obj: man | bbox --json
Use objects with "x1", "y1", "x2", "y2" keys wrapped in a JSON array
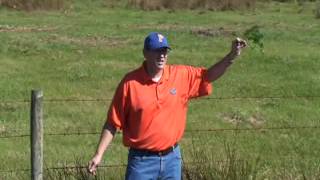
[{"x1": 88, "y1": 32, "x2": 247, "y2": 179}]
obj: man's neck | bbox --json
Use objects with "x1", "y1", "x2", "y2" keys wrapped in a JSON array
[
  {"x1": 149, "y1": 68, "x2": 163, "y2": 82},
  {"x1": 145, "y1": 62, "x2": 164, "y2": 81}
]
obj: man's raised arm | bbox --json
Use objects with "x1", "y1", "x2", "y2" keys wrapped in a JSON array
[{"x1": 206, "y1": 37, "x2": 247, "y2": 82}]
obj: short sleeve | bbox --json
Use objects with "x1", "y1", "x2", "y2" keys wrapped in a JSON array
[
  {"x1": 107, "y1": 78, "x2": 128, "y2": 130},
  {"x1": 184, "y1": 66, "x2": 212, "y2": 99}
]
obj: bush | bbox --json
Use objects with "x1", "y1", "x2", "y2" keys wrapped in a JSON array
[
  {"x1": 0, "y1": 0, "x2": 65, "y2": 11},
  {"x1": 244, "y1": 25, "x2": 264, "y2": 50},
  {"x1": 127, "y1": 0, "x2": 256, "y2": 11}
]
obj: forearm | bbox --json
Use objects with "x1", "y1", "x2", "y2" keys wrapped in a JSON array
[
  {"x1": 206, "y1": 37, "x2": 247, "y2": 82},
  {"x1": 95, "y1": 122, "x2": 116, "y2": 157},
  {"x1": 206, "y1": 52, "x2": 236, "y2": 82}
]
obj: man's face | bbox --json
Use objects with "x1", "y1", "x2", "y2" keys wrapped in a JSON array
[{"x1": 144, "y1": 48, "x2": 169, "y2": 70}]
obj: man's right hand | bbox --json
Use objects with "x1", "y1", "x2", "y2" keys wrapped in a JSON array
[
  {"x1": 88, "y1": 154, "x2": 102, "y2": 176},
  {"x1": 87, "y1": 123, "x2": 116, "y2": 175}
]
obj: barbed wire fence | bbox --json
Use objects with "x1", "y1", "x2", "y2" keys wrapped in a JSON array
[
  {"x1": 1, "y1": 94, "x2": 320, "y2": 175},
  {"x1": 1, "y1": 94, "x2": 320, "y2": 104},
  {"x1": 1, "y1": 125, "x2": 320, "y2": 139}
]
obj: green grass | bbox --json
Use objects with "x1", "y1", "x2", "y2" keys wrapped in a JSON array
[{"x1": 1, "y1": 1, "x2": 320, "y2": 179}]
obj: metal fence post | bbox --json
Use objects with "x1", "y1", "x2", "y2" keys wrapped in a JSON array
[{"x1": 30, "y1": 90, "x2": 43, "y2": 180}]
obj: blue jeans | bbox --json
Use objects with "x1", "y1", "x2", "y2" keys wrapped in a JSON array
[{"x1": 125, "y1": 145, "x2": 182, "y2": 180}]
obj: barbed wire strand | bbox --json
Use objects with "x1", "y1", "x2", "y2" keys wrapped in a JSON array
[
  {"x1": 0, "y1": 164, "x2": 126, "y2": 174},
  {"x1": 1, "y1": 95, "x2": 320, "y2": 104},
  {"x1": 1, "y1": 125, "x2": 320, "y2": 139},
  {"x1": 0, "y1": 160, "x2": 261, "y2": 174},
  {"x1": 0, "y1": 157, "x2": 315, "y2": 174},
  {"x1": 0, "y1": 134, "x2": 30, "y2": 139},
  {"x1": 0, "y1": 168, "x2": 30, "y2": 173}
]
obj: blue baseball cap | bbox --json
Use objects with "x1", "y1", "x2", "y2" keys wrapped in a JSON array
[{"x1": 144, "y1": 32, "x2": 171, "y2": 50}]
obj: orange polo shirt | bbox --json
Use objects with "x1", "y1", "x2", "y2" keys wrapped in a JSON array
[{"x1": 107, "y1": 62, "x2": 212, "y2": 151}]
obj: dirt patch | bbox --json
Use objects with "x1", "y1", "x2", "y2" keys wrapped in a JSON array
[
  {"x1": 222, "y1": 112, "x2": 245, "y2": 125},
  {"x1": 129, "y1": 24, "x2": 236, "y2": 38},
  {"x1": 128, "y1": 0, "x2": 256, "y2": 11},
  {"x1": 45, "y1": 34, "x2": 131, "y2": 47},
  {"x1": 248, "y1": 114, "x2": 265, "y2": 129},
  {"x1": 221, "y1": 112, "x2": 266, "y2": 129},
  {"x1": 0, "y1": 125, "x2": 5, "y2": 134},
  {"x1": 191, "y1": 27, "x2": 236, "y2": 38},
  {"x1": 0, "y1": 25, "x2": 57, "y2": 33},
  {"x1": 0, "y1": 0, "x2": 64, "y2": 11},
  {"x1": 128, "y1": 23, "x2": 185, "y2": 31}
]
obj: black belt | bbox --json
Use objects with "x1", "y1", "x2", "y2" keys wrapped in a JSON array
[{"x1": 130, "y1": 143, "x2": 178, "y2": 156}]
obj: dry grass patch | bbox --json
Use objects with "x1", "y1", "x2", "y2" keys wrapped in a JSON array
[
  {"x1": 316, "y1": 1, "x2": 320, "y2": 19},
  {"x1": 129, "y1": 24, "x2": 237, "y2": 38},
  {"x1": 248, "y1": 114, "x2": 265, "y2": 129},
  {"x1": 0, "y1": 25, "x2": 57, "y2": 33},
  {"x1": 45, "y1": 34, "x2": 132, "y2": 48},
  {"x1": 191, "y1": 27, "x2": 236, "y2": 38},
  {"x1": 128, "y1": 23, "x2": 185, "y2": 31},
  {"x1": 221, "y1": 112, "x2": 266, "y2": 129},
  {"x1": 0, "y1": 125, "x2": 6, "y2": 135},
  {"x1": 0, "y1": 0, "x2": 65, "y2": 11},
  {"x1": 222, "y1": 112, "x2": 245, "y2": 126},
  {"x1": 128, "y1": 0, "x2": 256, "y2": 11}
]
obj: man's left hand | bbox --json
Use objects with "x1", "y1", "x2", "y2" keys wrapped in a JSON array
[{"x1": 230, "y1": 37, "x2": 247, "y2": 57}]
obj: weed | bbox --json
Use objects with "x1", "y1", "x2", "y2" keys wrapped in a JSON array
[
  {"x1": 183, "y1": 135, "x2": 260, "y2": 180},
  {"x1": 244, "y1": 25, "x2": 264, "y2": 51}
]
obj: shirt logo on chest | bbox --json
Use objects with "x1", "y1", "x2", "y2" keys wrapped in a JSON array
[{"x1": 170, "y1": 88, "x2": 177, "y2": 95}]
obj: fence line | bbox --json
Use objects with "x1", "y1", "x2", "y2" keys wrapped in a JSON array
[
  {"x1": 0, "y1": 168, "x2": 30, "y2": 173},
  {"x1": 0, "y1": 156, "x2": 317, "y2": 174},
  {"x1": 1, "y1": 125, "x2": 320, "y2": 139},
  {"x1": 0, "y1": 164, "x2": 126, "y2": 174},
  {"x1": 0, "y1": 160, "x2": 272, "y2": 174},
  {"x1": 187, "y1": 125, "x2": 320, "y2": 132},
  {"x1": 1, "y1": 95, "x2": 320, "y2": 104},
  {"x1": 203, "y1": 95, "x2": 320, "y2": 100},
  {"x1": 1, "y1": 94, "x2": 319, "y2": 175},
  {"x1": 46, "y1": 164, "x2": 128, "y2": 170},
  {"x1": 5, "y1": 160, "x2": 238, "y2": 172}
]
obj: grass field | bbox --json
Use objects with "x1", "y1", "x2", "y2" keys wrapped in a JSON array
[{"x1": 1, "y1": 0, "x2": 320, "y2": 179}]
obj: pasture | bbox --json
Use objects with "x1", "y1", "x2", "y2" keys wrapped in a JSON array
[{"x1": 0, "y1": 0, "x2": 320, "y2": 179}]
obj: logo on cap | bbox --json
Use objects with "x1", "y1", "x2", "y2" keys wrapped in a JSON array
[{"x1": 158, "y1": 34, "x2": 164, "y2": 42}]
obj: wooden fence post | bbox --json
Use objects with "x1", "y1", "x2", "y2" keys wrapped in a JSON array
[{"x1": 30, "y1": 90, "x2": 43, "y2": 180}]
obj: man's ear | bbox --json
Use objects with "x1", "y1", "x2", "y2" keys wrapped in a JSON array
[{"x1": 143, "y1": 49, "x2": 148, "y2": 59}]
